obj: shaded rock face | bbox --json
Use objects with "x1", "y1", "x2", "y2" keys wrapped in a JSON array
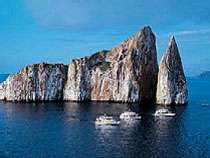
[
  {"x1": 156, "y1": 37, "x2": 188, "y2": 105},
  {"x1": 2, "y1": 63, "x2": 68, "y2": 102},
  {"x1": 64, "y1": 26, "x2": 159, "y2": 102}
]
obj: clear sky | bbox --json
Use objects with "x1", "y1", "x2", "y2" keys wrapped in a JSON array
[{"x1": 0, "y1": 0, "x2": 210, "y2": 76}]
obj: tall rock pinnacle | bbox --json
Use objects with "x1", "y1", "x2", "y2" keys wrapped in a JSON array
[
  {"x1": 156, "y1": 36, "x2": 188, "y2": 105},
  {"x1": 64, "y1": 26, "x2": 159, "y2": 102}
]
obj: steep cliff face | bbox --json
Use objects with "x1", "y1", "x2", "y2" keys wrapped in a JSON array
[
  {"x1": 2, "y1": 63, "x2": 68, "y2": 102},
  {"x1": 156, "y1": 36, "x2": 188, "y2": 105},
  {"x1": 64, "y1": 26, "x2": 159, "y2": 102}
]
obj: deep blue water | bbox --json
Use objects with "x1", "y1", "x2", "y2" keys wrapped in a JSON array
[
  {"x1": 0, "y1": 75, "x2": 209, "y2": 158},
  {"x1": 0, "y1": 74, "x2": 9, "y2": 83}
]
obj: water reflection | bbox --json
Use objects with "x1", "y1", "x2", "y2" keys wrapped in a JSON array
[
  {"x1": 120, "y1": 120, "x2": 140, "y2": 128},
  {"x1": 0, "y1": 99, "x2": 209, "y2": 158},
  {"x1": 95, "y1": 124, "x2": 118, "y2": 137}
]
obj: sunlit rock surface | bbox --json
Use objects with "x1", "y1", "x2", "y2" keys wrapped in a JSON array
[
  {"x1": 2, "y1": 63, "x2": 68, "y2": 102},
  {"x1": 0, "y1": 83, "x2": 4, "y2": 100},
  {"x1": 156, "y1": 36, "x2": 188, "y2": 105},
  {"x1": 64, "y1": 26, "x2": 159, "y2": 102}
]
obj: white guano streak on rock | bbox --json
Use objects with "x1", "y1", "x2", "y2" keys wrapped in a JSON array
[{"x1": 0, "y1": 83, "x2": 5, "y2": 100}]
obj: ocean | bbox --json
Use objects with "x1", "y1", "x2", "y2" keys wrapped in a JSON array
[
  {"x1": 0, "y1": 74, "x2": 9, "y2": 83},
  {"x1": 0, "y1": 74, "x2": 209, "y2": 158}
]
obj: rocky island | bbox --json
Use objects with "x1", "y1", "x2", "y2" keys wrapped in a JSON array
[
  {"x1": 197, "y1": 71, "x2": 210, "y2": 79},
  {"x1": 0, "y1": 26, "x2": 188, "y2": 105}
]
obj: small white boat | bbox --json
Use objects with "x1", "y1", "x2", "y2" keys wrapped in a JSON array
[
  {"x1": 119, "y1": 111, "x2": 141, "y2": 121},
  {"x1": 95, "y1": 115, "x2": 120, "y2": 125},
  {"x1": 201, "y1": 103, "x2": 209, "y2": 106},
  {"x1": 154, "y1": 109, "x2": 176, "y2": 117}
]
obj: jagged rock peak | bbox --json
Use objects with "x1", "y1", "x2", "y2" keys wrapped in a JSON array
[
  {"x1": 64, "y1": 26, "x2": 158, "y2": 102},
  {"x1": 168, "y1": 35, "x2": 178, "y2": 53},
  {"x1": 117, "y1": 26, "x2": 155, "y2": 47},
  {"x1": 156, "y1": 36, "x2": 188, "y2": 105},
  {"x1": 136, "y1": 26, "x2": 153, "y2": 36}
]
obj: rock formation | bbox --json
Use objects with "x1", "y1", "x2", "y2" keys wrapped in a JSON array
[
  {"x1": 1, "y1": 63, "x2": 68, "y2": 102},
  {"x1": 0, "y1": 26, "x2": 188, "y2": 104},
  {"x1": 156, "y1": 36, "x2": 188, "y2": 105},
  {"x1": 0, "y1": 83, "x2": 4, "y2": 100},
  {"x1": 63, "y1": 26, "x2": 159, "y2": 102}
]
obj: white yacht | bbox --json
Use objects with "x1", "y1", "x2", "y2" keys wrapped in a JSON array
[
  {"x1": 95, "y1": 115, "x2": 120, "y2": 125},
  {"x1": 154, "y1": 109, "x2": 176, "y2": 117},
  {"x1": 119, "y1": 111, "x2": 141, "y2": 121}
]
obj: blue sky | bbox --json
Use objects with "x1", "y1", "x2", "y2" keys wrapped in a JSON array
[{"x1": 0, "y1": 0, "x2": 210, "y2": 76}]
